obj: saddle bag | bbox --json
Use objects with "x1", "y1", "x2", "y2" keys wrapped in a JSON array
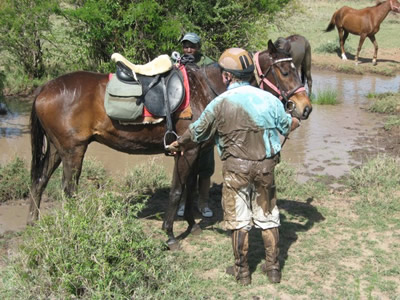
[{"x1": 104, "y1": 75, "x2": 144, "y2": 121}]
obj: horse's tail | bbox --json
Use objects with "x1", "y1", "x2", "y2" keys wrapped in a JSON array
[
  {"x1": 325, "y1": 11, "x2": 337, "y2": 32},
  {"x1": 30, "y1": 90, "x2": 49, "y2": 185}
]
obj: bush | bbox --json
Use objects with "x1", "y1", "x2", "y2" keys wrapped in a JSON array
[
  {"x1": 0, "y1": 162, "x2": 187, "y2": 299},
  {"x1": 0, "y1": 157, "x2": 30, "y2": 202}
]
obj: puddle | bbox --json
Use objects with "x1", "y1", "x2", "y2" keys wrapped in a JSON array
[{"x1": 2, "y1": 70, "x2": 398, "y2": 181}]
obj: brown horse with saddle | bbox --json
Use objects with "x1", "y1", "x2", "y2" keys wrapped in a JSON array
[
  {"x1": 28, "y1": 40, "x2": 312, "y2": 248},
  {"x1": 325, "y1": 0, "x2": 400, "y2": 65}
]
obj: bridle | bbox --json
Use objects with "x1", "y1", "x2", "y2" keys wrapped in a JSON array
[
  {"x1": 254, "y1": 51, "x2": 306, "y2": 147},
  {"x1": 253, "y1": 51, "x2": 306, "y2": 113}
]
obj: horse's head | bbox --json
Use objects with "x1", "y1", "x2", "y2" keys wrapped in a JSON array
[
  {"x1": 253, "y1": 40, "x2": 312, "y2": 120},
  {"x1": 390, "y1": 0, "x2": 400, "y2": 12}
]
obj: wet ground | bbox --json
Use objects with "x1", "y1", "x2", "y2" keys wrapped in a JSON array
[{"x1": 1, "y1": 70, "x2": 399, "y2": 233}]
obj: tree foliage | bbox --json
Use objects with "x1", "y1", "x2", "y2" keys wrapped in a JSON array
[
  {"x1": 62, "y1": 0, "x2": 291, "y2": 69},
  {"x1": 0, "y1": 0, "x2": 59, "y2": 79},
  {"x1": 0, "y1": 0, "x2": 292, "y2": 80}
]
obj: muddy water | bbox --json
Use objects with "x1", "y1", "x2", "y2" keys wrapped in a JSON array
[{"x1": 1, "y1": 70, "x2": 399, "y2": 233}]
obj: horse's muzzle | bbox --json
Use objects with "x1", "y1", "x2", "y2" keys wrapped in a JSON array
[{"x1": 302, "y1": 106, "x2": 312, "y2": 119}]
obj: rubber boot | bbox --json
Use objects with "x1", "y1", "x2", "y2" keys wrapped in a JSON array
[
  {"x1": 261, "y1": 227, "x2": 281, "y2": 283},
  {"x1": 226, "y1": 229, "x2": 251, "y2": 285}
]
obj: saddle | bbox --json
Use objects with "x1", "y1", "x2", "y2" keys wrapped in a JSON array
[
  {"x1": 111, "y1": 53, "x2": 173, "y2": 76},
  {"x1": 105, "y1": 54, "x2": 185, "y2": 119}
]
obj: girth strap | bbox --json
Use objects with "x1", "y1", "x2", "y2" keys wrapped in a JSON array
[{"x1": 161, "y1": 76, "x2": 178, "y2": 155}]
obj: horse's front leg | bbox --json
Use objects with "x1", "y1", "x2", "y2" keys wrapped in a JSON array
[
  {"x1": 369, "y1": 35, "x2": 378, "y2": 66},
  {"x1": 355, "y1": 34, "x2": 367, "y2": 65},
  {"x1": 162, "y1": 146, "x2": 201, "y2": 249}
]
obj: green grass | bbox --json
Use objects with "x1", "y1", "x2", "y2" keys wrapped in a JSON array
[
  {"x1": 367, "y1": 92, "x2": 399, "y2": 114},
  {"x1": 313, "y1": 89, "x2": 338, "y2": 105},
  {"x1": 1, "y1": 154, "x2": 400, "y2": 299},
  {"x1": 383, "y1": 115, "x2": 400, "y2": 130},
  {"x1": 367, "y1": 91, "x2": 400, "y2": 129}
]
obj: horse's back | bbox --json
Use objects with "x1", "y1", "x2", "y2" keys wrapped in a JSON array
[
  {"x1": 34, "y1": 71, "x2": 108, "y2": 143},
  {"x1": 286, "y1": 35, "x2": 310, "y2": 69},
  {"x1": 36, "y1": 71, "x2": 107, "y2": 109}
]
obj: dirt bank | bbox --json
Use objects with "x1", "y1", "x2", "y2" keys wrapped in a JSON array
[{"x1": 312, "y1": 48, "x2": 400, "y2": 77}]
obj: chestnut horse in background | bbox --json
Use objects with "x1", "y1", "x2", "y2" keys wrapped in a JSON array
[
  {"x1": 325, "y1": 0, "x2": 400, "y2": 65},
  {"x1": 29, "y1": 40, "x2": 312, "y2": 249},
  {"x1": 274, "y1": 35, "x2": 312, "y2": 96}
]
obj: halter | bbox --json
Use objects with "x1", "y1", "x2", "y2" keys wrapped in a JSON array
[{"x1": 253, "y1": 51, "x2": 306, "y2": 112}]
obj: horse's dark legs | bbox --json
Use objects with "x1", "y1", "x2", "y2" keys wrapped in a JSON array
[
  {"x1": 183, "y1": 171, "x2": 202, "y2": 235},
  {"x1": 355, "y1": 34, "x2": 367, "y2": 65},
  {"x1": 61, "y1": 145, "x2": 88, "y2": 197},
  {"x1": 303, "y1": 49, "x2": 312, "y2": 96},
  {"x1": 162, "y1": 147, "x2": 200, "y2": 249},
  {"x1": 28, "y1": 142, "x2": 61, "y2": 225},
  {"x1": 339, "y1": 29, "x2": 349, "y2": 60},
  {"x1": 369, "y1": 35, "x2": 378, "y2": 66}
]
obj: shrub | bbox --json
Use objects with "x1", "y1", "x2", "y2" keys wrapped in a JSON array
[
  {"x1": 0, "y1": 162, "x2": 186, "y2": 299},
  {"x1": 0, "y1": 157, "x2": 30, "y2": 202}
]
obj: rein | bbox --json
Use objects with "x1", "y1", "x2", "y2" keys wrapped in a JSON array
[{"x1": 253, "y1": 51, "x2": 306, "y2": 113}]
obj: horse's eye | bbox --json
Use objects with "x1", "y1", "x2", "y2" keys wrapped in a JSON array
[{"x1": 279, "y1": 66, "x2": 289, "y2": 77}]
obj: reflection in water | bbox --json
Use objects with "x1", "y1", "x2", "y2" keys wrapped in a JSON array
[{"x1": 1, "y1": 71, "x2": 399, "y2": 185}]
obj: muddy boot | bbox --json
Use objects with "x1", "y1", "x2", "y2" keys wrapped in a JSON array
[
  {"x1": 261, "y1": 227, "x2": 281, "y2": 283},
  {"x1": 226, "y1": 229, "x2": 251, "y2": 285}
]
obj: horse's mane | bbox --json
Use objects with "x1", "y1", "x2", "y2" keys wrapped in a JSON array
[
  {"x1": 274, "y1": 37, "x2": 287, "y2": 49},
  {"x1": 185, "y1": 64, "x2": 214, "y2": 104},
  {"x1": 375, "y1": 0, "x2": 385, "y2": 6},
  {"x1": 259, "y1": 46, "x2": 290, "y2": 57}
]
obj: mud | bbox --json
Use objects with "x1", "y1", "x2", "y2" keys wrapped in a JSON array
[{"x1": 0, "y1": 70, "x2": 399, "y2": 234}]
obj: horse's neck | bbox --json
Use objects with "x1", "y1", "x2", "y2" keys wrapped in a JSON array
[{"x1": 372, "y1": 1, "x2": 392, "y2": 24}]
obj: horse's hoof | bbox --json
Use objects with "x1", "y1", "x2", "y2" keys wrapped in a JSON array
[
  {"x1": 167, "y1": 238, "x2": 181, "y2": 251},
  {"x1": 191, "y1": 223, "x2": 202, "y2": 236},
  {"x1": 372, "y1": 61, "x2": 377, "y2": 66}
]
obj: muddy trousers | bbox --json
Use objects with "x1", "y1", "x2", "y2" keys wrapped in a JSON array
[
  {"x1": 231, "y1": 229, "x2": 251, "y2": 284},
  {"x1": 261, "y1": 227, "x2": 280, "y2": 271}
]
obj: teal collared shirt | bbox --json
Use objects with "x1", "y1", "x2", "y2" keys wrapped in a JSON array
[{"x1": 187, "y1": 81, "x2": 292, "y2": 159}]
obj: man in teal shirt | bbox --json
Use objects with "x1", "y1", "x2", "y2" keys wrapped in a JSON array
[{"x1": 168, "y1": 48, "x2": 300, "y2": 285}]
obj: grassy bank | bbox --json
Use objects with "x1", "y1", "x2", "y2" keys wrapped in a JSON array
[{"x1": 1, "y1": 153, "x2": 399, "y2": 299}]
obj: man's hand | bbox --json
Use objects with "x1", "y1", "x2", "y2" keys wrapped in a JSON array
[
  {"x1": 166, "y1": 140, "x2": 181, "y2": 154},
  {"x1": 291, "y1": 117, "x2": 301, "y2": 131}
]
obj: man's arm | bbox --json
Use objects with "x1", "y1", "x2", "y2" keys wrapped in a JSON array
[{"x1": 166, "y1": 99, "x2": 219, "y2": 154}]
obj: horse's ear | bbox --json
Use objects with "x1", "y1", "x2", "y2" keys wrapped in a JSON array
[
  {"x1": 268, "y1": 39, "x2": 278, "y2": 54},
  {"x1": 274, "y1": 37, "x2": 291, "y2": 52}
]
